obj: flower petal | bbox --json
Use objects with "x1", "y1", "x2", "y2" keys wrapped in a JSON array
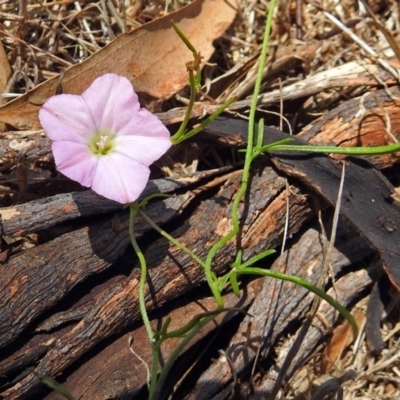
[
  {"x1": 39, "y1": 94, "x2": 97, "y2": 143},
  {"x1": 81, "y1": 74, "x2": 140, "y2": 133},
  {"x1": 116, "y1": 106, "x2": 171, "y2": 138},
  {"x1": 51, "y1": 141, "x2": 97, "y2": 187},
  {"x1": 91, "y1": 153, "x2": 150, "y2": 203},
  {"x1": 40, "y1": 73, "x2": 172, "y2": 204},
  {"x1": 115, "y1": 133, "x2": 171, "y2": 166}
]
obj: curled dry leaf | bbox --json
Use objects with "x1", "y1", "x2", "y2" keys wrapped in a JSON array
[
  {"x1": 0, "y1": 0, "x2": 236, "y2": 130},
  {"x1": 0, "y1": 40, "x2": 11, "y2": 102}
]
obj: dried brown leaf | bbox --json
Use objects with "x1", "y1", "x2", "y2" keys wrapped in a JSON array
[
  {"x1": 0, "y1": 0, "x2": 236, "y2": 130},
  {"x1": 322, "y1": 307, "x2": 366, "y2": 372},
  {"x1": 0, "y1": 40, "x2": 11, "y2": 99}
]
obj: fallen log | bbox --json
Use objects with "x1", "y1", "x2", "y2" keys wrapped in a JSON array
[{"x1": 0, "y1": 86, "x2": 399, "y2": 399}]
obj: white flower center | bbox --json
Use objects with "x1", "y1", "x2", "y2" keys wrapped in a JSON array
[
  {"x1": 96, "y1": 135, "x2": 109, "y2": 150},
  {"x1": 89, "y1": 131, "x2": 116, "y2": 156}
]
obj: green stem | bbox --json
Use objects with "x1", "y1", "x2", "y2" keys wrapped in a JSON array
[
  {"x1": 138, "y1": 209, "x2": 206, "y2": 269},
  {"x1": 235, "y1": 267, "x2": 358, "y2": 338},
  {"x1": 152, "y1": 313, "x2": 217, "y2": 399},
  {"x1": 171, "y1": 20, "x2": 198, "y2": 55},
  {"x1": 248, "y1": 0, "x2": 276, "y2": 144},
  {"x1": 129, "y1": 204, "x2": 159, "y2": 398},
  {"x1": 203, "y1": 0, "x2": 277, "y2": 304},
  {"x1": 171, "y1": 69, "x2": 197, "y2": 143},
  {"x1": 263, "y1": 142, "x2": 400, "y2": 156},
  {"x1": 173, "y1": 97, "x2": 236, "y2": 145},
  {"x1": 139, "y1": 206, "x2": 224, "y2": 314}
]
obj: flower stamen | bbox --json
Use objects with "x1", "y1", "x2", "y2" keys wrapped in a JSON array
[
  {"x1": 96, "y1": 135, "x2": 109, "y2": 150},
  {"x1": 89, "y1": 131, "x2": 116, "y2": 156}
]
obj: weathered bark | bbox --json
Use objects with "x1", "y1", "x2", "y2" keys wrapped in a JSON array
[
  {"x1": 183, "y1": 223, "x2": 377, "y2": 399},
  {"x1": 205, "y1": 116, "x2": 400, "y2": 290},
  {"x1": 299, "y1": 86, "x2": 400, "y2": 170},
  {"x1": 0, "y1": 86, "x2": 399, "y2": 399},
  {"x1": 160, "y1": 61, "x2": 400, "y2": 125},
  {"x1": 0, "y1": 167, "x2": 313, "y2": 399}
]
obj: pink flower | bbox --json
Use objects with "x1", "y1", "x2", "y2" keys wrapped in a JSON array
[{"x1": 39, "y1": 74, "x2": 171, "y2": 204}]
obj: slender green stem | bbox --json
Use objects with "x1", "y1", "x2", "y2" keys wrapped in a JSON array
[
  {"x1": 152, "y1": 313, "x2": 217, "y2": 399},
  {"x1": 129, "y1": 204, "x2": 153, "y2": 340},
  {"x1": 234, "y1": 267, "x2": 358, "y2": 338},
  {"x1": 159, "y1": 308, "x2": 235, "y2": 339},
  {"x1": 171, "y1": 70, "x2": 197, "y2": 143},
  {"x1": 263, "y1": 142, "x2": 400, "y2": 156},
  {"x1": 169, "y1": 21, "x2": 237, "y2": 147},
  {"x1": 203, "y1": 0, "x2": 277, "y2": 304},
  {"x1": 139, "y1": 206, "x2": 223, "y2": 308},
  {"x1": 129, "y1": 204, "x2": 159, "y2": 398},
  {"x1": 37, "y1": 374, "x2": 76, "y2": 400},
  {"x1": 138, "y1": 209, "x2": 206, "y2": 269},
  {"x1": 173, "y1": 97, "x2": 236, "y2": 145},
  {"x1": 171, "y1": 20, "x2": 198, "y2": 55},
  {"x1": 248, "y1": 0, "x2": 276, "y2": 143}
]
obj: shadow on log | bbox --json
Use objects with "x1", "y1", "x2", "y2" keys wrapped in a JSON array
[{"x1": 0, "y1": 86, "x2": 400, "y2": 399}]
